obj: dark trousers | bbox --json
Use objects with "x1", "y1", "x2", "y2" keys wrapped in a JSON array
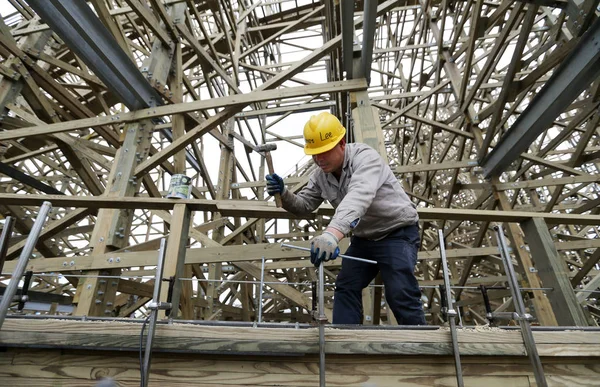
[{"x1": 332, "y1": 224, "x2": 426, "y2": 325}]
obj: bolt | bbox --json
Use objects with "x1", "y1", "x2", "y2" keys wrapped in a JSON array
[
  {"x1": 98, "y1": 291, "x2": 104, "y2": 296},
  {"x1": 106, "y1": 302, "x2": 113, "y2": 306},
  {"x1": 108, "y1": 258, "x2": 113, "y2": 263},
  {"x1": 116, "y1": 257, "x2": 121, "y2": 263},
  {"x1": 87, "y1": 284, "x2": 92, "y2": 290},
  {"x1": 95, "y1": 299, "x2": 102, "y2": 304},
  {"x1": 70, "y1": 261, "x2": 75, "y2": 266},
  {"x1": 63, "y1": 261, "x2": 68, "y2": 267}
]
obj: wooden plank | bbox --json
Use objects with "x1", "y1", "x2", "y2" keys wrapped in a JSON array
[
  {"x1": 395, "y1": 160, "x2": 478, "y2": 173},
  {"x1": 159, "y1": 203, "x2": 191, "y2": 318},
  {"x1": 1, "y1": 193, "x2": 599, "y2": 224},
  {"x1": 1, "y1": 319, "x2": 600, "y2": 358},
  {"x1": 5, "y1": 240, "x2": 600, "y2": 274},
  {"x1": 0, "y1": 80, "x2": 367, "y2": 141}
]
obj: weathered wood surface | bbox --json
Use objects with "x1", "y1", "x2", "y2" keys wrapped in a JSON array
[
  {"x1": 1, "y1": 347, "x2": 600, "y2": 386},
  {"x1": 1, "y1": 319, "x2": 599, "y2": 358}
]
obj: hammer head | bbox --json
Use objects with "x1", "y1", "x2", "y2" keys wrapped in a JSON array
[{"x1": 255, "y1": 143, "x2": 277, "y2": 153}]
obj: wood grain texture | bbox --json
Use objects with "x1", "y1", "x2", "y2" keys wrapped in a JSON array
[
  {"x1": 1, "y1": 319, "x2": 599, "y2": 358},
  {"x1": 3, "y1": 347, "x2": 600, "y2": 386}
]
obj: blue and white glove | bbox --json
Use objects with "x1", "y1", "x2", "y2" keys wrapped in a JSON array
[
  {"x1": 265, "y1": 173, "x2": 285, "y2": 196},
  {"x1": 310, "y1": 231, "x2": 340, "y2": 267}
]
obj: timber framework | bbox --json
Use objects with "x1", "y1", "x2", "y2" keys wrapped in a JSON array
[{"x1": 0, "y1": 0, "x2": 599, "y2": 386}]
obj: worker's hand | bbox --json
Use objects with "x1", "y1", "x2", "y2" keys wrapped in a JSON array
[
  {"x1": 266, "y1": 173, "x2": 285, "y2": 195},
  {"x1": 310, "y1": 231, "x2": 340, "y2": 267}
]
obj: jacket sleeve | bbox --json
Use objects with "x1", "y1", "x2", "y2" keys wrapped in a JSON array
[
  {"x1": 328, "y1": 149, "x2": 385, "y2": 235},
  {"x1": 281, "y1": 174, "x2": 324, "y2": 214}
]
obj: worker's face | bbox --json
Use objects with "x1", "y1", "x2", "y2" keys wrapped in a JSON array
[{"x1": 312, "y1": 141, "x2": 346, "y2": 175}]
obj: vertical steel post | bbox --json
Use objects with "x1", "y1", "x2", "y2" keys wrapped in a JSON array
[
  {"x1": 438, "y1": 229, "x2": 464, "y2": 387},
  {"x1": 142, "y1": 238, "x2": 167, "y2": 387},
  {"x1": 0, "y1": 202, "x2": 52, "y2": 329},
  {"x1": 258, "y1": 256, "x2": 265, "y2": 323},
  {"x1": 495, "y1": 225, "x2": 547, "y2": 387},
  {"x1": 318, "y1": 263, "x2": 326, "y2": 387}
]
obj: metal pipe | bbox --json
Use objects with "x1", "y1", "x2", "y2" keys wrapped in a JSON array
[
  {"x1": 495, "y1": 225, "x2": 547, "y2": 387},
  {"x1": 438, "y1": 230, "x2": 464, "y2": 387},
  {"x1": 360, "y1": 0, "x2": 378, "y2": 84},
  {"x1": 142, "y1": 238, "x2": 167, "y2": 387},
  {"x1": 258, "y1": 256, "x2": 266, "y2": 323},
  {"x1": 0, "y1": 202, "x2": 51, "y2": 330},
  {"x1": 340, "y1": 0, "x2": 355, "y2": 79},
  {"x1": 280, "y1": 243, "x2": 377, "y2": 265},
  {"x1": 318, "y1": 263, "x2": 326, "y2": 387}
]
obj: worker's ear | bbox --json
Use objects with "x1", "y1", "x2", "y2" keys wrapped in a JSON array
[{"x1": 339, "y1": 138, "x2": 346, "y2": 150}]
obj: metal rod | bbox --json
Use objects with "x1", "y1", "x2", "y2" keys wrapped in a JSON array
[
  {"x1": 495, "y1": 225, "x2": 547, "y2": 387},
  {"x1": 258, "y1": 256, "x2": 265, "y2": 323},
  {"x1": 0, "y1": 216, "x2": 15, "y2": 274},
  {"x1": 280, "y1": 243, "x2": 377, "y2": 265},
  {"x1": 438, "y1": 230, "x2": 464, "y2": 387},
  {"x1": 318, "y1": 263, "x2": 326, "y2": 387},
  {"x1": 0, "y1": 202, "x2": 51, "y2": 330},
  {"x1": 142, "y1": 238, "x2": 167, "y2": 387}
]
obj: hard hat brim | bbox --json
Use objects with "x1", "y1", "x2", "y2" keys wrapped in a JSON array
[{"x1": 304, "y1": 136, "x2": 344, "y2": 155}]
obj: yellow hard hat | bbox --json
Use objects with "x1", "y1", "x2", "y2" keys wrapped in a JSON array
[{"x1": 303, "y1": 112, "x2": 346, "y2": 155}]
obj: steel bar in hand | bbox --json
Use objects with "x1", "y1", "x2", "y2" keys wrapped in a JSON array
[
  {"x1": 495, "y1": 225, "x2": 547, "y2": 387},
  {"x1": 280, "y1": 243, "x2": 377, "y2": 264},
  {"x1": 438, "y1": 229, "x2": 464, "y2": 387},
  {"x1": 0, "y1": 202, "x2": 51, "y2": 330}
]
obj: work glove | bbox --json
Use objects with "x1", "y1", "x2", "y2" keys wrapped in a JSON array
[
  {"x1": 310, "y1": 231, "x2": 340, "y2": 267},
  {"x1": 265, "y1": 173, "x2": 285, "y2": 196}
]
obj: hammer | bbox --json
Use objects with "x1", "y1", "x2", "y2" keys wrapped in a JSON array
[{"x1": 255, "y1": 143, "x2": 282, "y2": 208}]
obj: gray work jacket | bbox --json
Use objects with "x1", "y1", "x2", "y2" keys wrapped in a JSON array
[{"x1": 281, "y1": 143, "x2": 418, "y2": 240}]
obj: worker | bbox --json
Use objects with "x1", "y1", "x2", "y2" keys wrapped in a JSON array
[{"x1": 266, "y1": 112, "x2": 425, "y2": 325}]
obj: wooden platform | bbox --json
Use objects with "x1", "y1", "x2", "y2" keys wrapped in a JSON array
[{"x1": 0, "y1": 318, "x2": 599, "y2": 386}]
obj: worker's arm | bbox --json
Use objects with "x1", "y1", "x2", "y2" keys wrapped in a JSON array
[
  {"x1": 266, "y1": 173, "x2": 324, "y2": 214},
  {"x1": 281, "y1": 175, "x2": 324, "y2": 214},
  {"x1": 328, "y1": 148, "x2": 384, "y2": 235}
]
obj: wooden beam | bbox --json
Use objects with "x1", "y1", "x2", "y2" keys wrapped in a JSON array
[{"x1": 0, "y1": 80, "x2": 366, "y2": 141}]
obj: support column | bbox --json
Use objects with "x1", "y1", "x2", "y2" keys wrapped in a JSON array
[
  {"x1": 521, "y1": 217, "x2": 588, "y2": 326},
  {"x1": 159, "y1": 203, "x2": 191, "y2": 318},
  {"x1": 351, "y1": 89, "x2": 387, "y2": 324},
  {"x1": 75, "y1": 120, "x2": 153, "y2": 316},
  {"x1": 493, "y1": 182, "x2": 558, "y2": 326},
  {"x1": 206, "y1": 119, "x2": 235, "y2": 318}
]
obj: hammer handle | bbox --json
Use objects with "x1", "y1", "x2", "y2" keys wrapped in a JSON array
[{"x1": 264, "y1": 152, "x2": 282, "y2": 208}]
